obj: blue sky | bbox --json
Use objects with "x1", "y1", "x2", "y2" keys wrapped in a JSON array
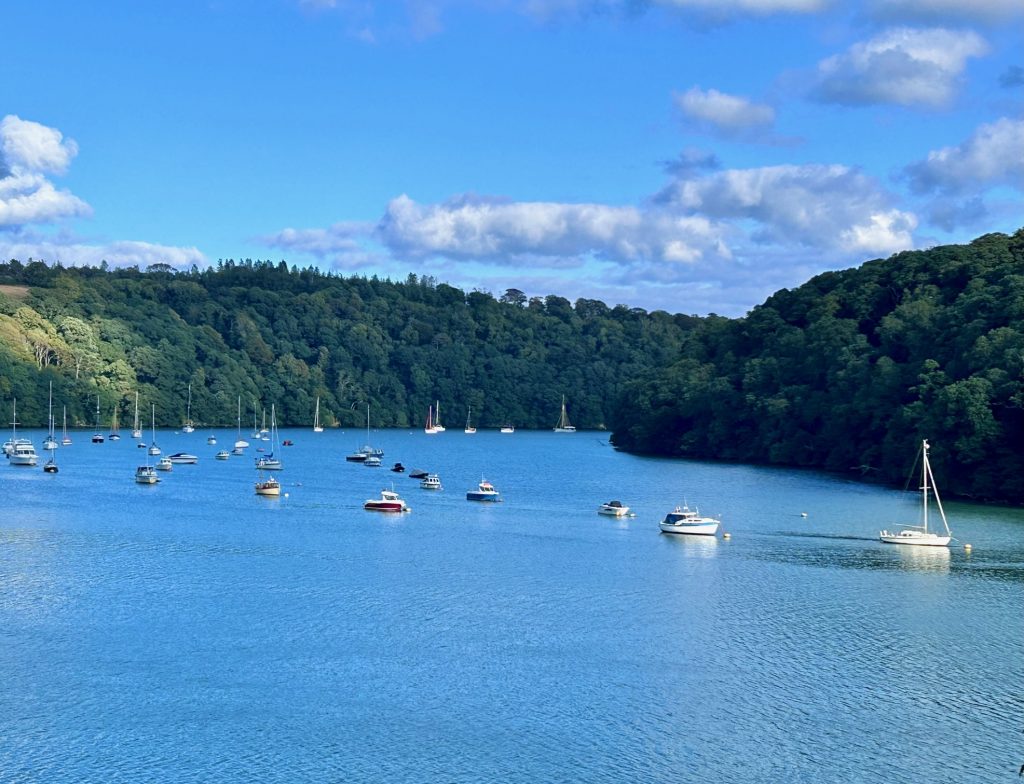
[{"x1": 2, "y1": 0, "x2": 1022, "y2": 315}]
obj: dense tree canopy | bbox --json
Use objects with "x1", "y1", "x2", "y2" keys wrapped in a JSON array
[
  {"x1": 611, "y1": 229, "x2": 1024, "y2": 503},
  {"x1": 0, "y1": 260, "x2": 693, "y2": 438}
]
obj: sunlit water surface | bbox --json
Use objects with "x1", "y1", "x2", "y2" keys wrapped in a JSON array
[{"x1": 1, "y1": 428, "x2": 1021, "y2": 782}]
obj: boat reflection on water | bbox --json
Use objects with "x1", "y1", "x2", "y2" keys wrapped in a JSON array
[
  {"x1": 661, "y1": 533, "x2": 719, "y2": 558},
  {"x1": 892, "y1": 544, "x2": 951, "y2": 574}
]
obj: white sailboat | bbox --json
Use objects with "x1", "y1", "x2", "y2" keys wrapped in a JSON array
[
  {"x1": 182, "y1": 383, "x2": 195, "y2": 433},
  {"x1": 61, "y1": 405, "x2": 72, "y2": 446},
  {"x1": 313, "y1": 397, "x2": 324, "y2": 433},
  {"x1": 424, "y1": 404, "x2": 439, "y2": 435},
  {"x1": 109, "y1": 404, "x2": 121, "y2": 441},
  {"x1": 43, "y1": 382, "x2": 59, "y2": 451},
  {"x1": 132, "y1": 391, "x2": 143, "y2": 439},
  {"x1": 880, "y1": 439, "x2": 953, "y2": 547},
  {"x1": 433, "y1": 400, "x2": 446, "y2": 432},
  {"x1": 254, "y1": 404, "x2": 282, "y2": 470},
  {"x1": 233, "y1": 396, "x2": 249, "y2": 453},
  {"x1": 148, "y1": 404, "x2": 161, "y2": 456},
  {"x1": 464, "y1": 406, "x2": 476, "y2": 434},
  {"x1": 553, "y1": 395, "x2": 576, "y2": 433},
  {"x1": 91, "y1": 395, "x2": 104, "y2": 443},
  {"x1": 7, "y1": 399, "x2": 38, "y2": 466}
]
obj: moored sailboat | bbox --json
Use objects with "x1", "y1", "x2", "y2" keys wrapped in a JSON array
[
  {"x1": 879, "y1": 439, "x2": 953, "y2": 547},
  {"x1": 313, "y1": 397, "x2": 324, "y2": 433},
  {"x1": 553, "y1": 395, "x2": 576, "y2": 433},
  {"x1": 182, "y1": 383, "x2": 195, "y2": 433}
]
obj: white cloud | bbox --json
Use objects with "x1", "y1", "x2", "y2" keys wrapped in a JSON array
[
  {"x1": 0, "y1": 231, "x2": 206, "y2": 270},
  {"x1": 0, "y1": 115, "x2": 91, "y2": 228},
  {"x1": 659, "y1": 163, "x2": 917, "y2": 255},
  {"x1": 904, "y1": 117, "x2": 1024, "y2": 194},
  {"x1": 0, "y1": 115, "x2": 79, "y2": 175},
  {"x1": 674, "y1": 87, "x2": 775, "y2": 138},
  {"x1": 811, "y1": 27, "x2": 988, "y2": 107},
  {"x1": 375, "y1": 193, "x2": 730, "y2": 265}
]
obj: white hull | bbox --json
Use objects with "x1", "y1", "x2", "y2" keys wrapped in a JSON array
[
  {"x1": 879, "y1": 530, "x2": 951, "y2": 547},
  {"x1": 598, "y1": 504, "x2": 629, "y2": 517},
  {"x1": 659, "y1": 520, "x2": 719, "y2": 536}
]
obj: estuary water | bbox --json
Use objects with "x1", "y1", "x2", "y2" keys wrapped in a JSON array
[{"x1": 1, "y1": 427, "x2": 1022, "y2": 783}]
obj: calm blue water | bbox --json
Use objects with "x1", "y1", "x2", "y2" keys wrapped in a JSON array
[{"x1": 1, "y1": 428, "x2": 1021, "y2": 782}]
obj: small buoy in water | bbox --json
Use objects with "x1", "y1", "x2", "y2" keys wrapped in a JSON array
[
  {"x1": 801, "y1": 512, "x2": 808, "y2": 518},
  {"x1": 963, "y1": 543, "x2": 972, "y2": 552},
  {"x1": 723, "y1": 532, "x2": 731, "y2": 540},
  {"x1": 284, "y1": 493, "x2": 290, "y2": 498}
]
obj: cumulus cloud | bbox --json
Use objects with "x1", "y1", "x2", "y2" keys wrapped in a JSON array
[
  {"x1": 901, "y1": 117, "x2": 1024, "y2": 231},
  {"x1": 811, "y1": 27, "x2": 988, "y2": 107},
  {"x1": 658, "y1": 163, "x2": 917, "y2": 254},
  {"x1": 376, "y1": 193, "x2": 731, "y2": 265},
  {"x1": 674, "y1": 87, "x2": 775, "y2": 139},
  {"x1": 904, "y1": 117, "x2": 1024, "y2": 194},
  {"x1": 0, "y1": 230, "x2": 206, "y2": 270},
  {"x1": 0, "y1": 115, "x2": 91, "y2": 228}
]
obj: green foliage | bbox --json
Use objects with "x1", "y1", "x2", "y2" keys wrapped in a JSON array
[
  {"x1": 0, "y1": 257, "x2": 693, "y2": 437},
  {"x1": 611, "y1": 228, "x2": 1024, "y2": 503}
]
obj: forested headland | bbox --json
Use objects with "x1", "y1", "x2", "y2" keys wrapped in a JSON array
[
  {"x1": 0, "y1": 258, "x2": 696, "y2": 435},
  {"x1": 3, "y1": 227, "x2": 1023, "y2": 502},
  {"x1": 611, "y1": 229, "x2": 1024, "y2": 503}
]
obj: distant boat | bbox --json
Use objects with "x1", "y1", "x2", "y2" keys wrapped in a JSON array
[
  {"x1": 424, "y1": 404, "x2": 439, "y2": 435},
  {"x1": 131, "y1": 391, "x2": 143, "y2": 439},
  {"x1": 168, "y1": 452, "x2": 199, "y2": 465},
  {"x1": 148, "y1": 404, "x2": 161, "y2": 455},
  {"x1": 207, "y1": 433, "x2": 217, "y2": 445},
  {"x1": 408, "y1": 468, "x2": 429, "y2": 479},
  {"x1": 364, "y1": 455, "x2": 382, "y2": 467},
  {"x1": 61, "y1": 405, "x2": 72, "y2": 446},
  {"x1": 464, "y1": 407, "x2": 476, "y2": 434},
  {"x1": 553, "y1": 395, "x2": 576, "y2": 433},
  {"x1": 313, "y1": 397, "x2": 324, "y2": 433},
  {"x1": 43, "y1": 382, "x2": 59, "y2": 451},
  {"x1": 433, "y1": 400, "x2": 446, "y2": 432},
  {"x1": 659, "y1": 505, "x2": 719, "y2": 536},
  {"x1": 500, "y1": 425, "x2": 515, "y2": 434},
  {"x1": 420, "y1": 474, "x2": 442, "y2": 490},
  {"x1": 91, "y1": 395, "x2": 104, "y2": 443},
  {"x1": 598, "y1": 500, "x2": 630, "y2": 517},
  {"x1": 347, "y1": 404, "x2": 383, "y2": 461},
  {"x1": 135, "y1": 465, "x2": 159, "y2": 484},
  {"x1": 155, "y1": 456, "x2": 173, "y2": 471},
  {"x1": 879, "y1": 439, "x2": 953, "y2": 547},
  {"x1": 364, "y1": 488, "x2": 410, "y2": 513},
  {"x1": 234, "y1": 396, "x2": 249, "y2": 450},
  {"x1": 182, "y1": 383, "x2": 195, "y2": 433},
  {"x1": 215, "y1": 450, "x2": 230, "y2": 460},
  {"x1": 255, "y1": 474, "x2": 281, "y2": 497},
  {"x1": 254, "y1": 404, "x2": 282, "y2": 470},
  {"x1": 466, "y1": 479, "x2": 501, "y2": 502},
  {"x1": 7, "y1": 400, "x2": 38, "y2": 467},
  {"x1": 391, "y1": 462, "x2": 406, "y2": 473},
  {"x1": 109, "y1": 404, "x2": 121, "y2": 441}
]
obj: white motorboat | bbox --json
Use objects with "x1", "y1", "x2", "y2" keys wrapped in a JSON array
[
  {"x1": 420, "y1": 474, "x2": 442, "y2": 490},
  {"x1": 659, "y1": 505, "x2": 719, "y2": 536},
  {"x1": 364, "y1": 455, "x2": 382, "y2": 467},
  {"x1": 215, "y1": 450, "x2": 230, "y2": 460},
  {"x1": 500, "y1": 425, "x2": 515, "y2": 434},
  {"x1": 156, "y1": 456, "x2": 173, "y2": 471},
  {"x1": 880, "y1": 439, "x2": 953, "y2": 547},
  {"x1": 168, "y1": 452, "x2": 198, "y2": 465},
  {"x1": 10, "y1": 440, "x2": 38, "y2": 467},
  {"x1": 598, "y1": 500, "x2": 630, "y2": 517},
  {"x1": 135, "y1": 465, "x2": 160, "y2": 484}
]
